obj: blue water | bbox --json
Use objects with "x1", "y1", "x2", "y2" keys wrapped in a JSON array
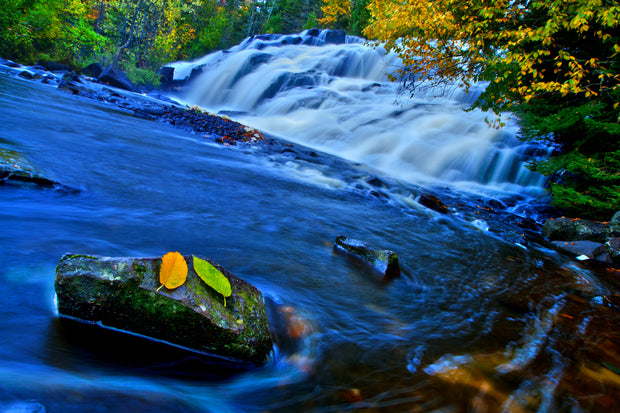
[{"x1": 0, "y1": 70, "x2": 616, "y2": 412}]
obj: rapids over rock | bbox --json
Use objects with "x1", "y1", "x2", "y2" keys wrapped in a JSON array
[
  {"x1": 1, "y1": 30, "x2": 619, "y2": 412},
  {"x1": 168, "y1": 29, "x2": 550, "y2": 199}
]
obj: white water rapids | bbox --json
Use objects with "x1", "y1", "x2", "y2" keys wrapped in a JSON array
[{"x1": 170, "y1": 30, "x2": 548, "y2": 196}]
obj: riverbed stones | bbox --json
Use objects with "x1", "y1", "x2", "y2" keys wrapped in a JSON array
[
  {"x1": 55, "y1": 254, "x2": 273, "y2": 364},
  {"x1": 543, "y1": 217, "x2": 608, "y2": 242},
  {"x1": 58, "y1": 71, "x2": 95, "y2": 96},
  {"x1": 334, "y1": 236, "x2": 400, "y2": 280}
]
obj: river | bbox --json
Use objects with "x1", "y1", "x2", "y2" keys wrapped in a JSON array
[{"x1": 0, "y1": 32, "x2": 619, "y2": 412}]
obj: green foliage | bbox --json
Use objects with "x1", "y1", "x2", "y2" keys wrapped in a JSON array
[
  {"x1": 365, "y1": 0, "x2": 620, "y2": 220},
  {"x1": 263, "y1": 0, "x2": 322, "y2": 34},
  {"x1": 0, "y1": 0, "x2": 105, "y2": 66},
  {"x1": 124, "y1": 65, "x2": 161, "y2": 88},
  {"x1": 303, "y1": 12, "x2": 319, "y2": 30},
  {"x1": 193, "y1": 256, "x2": 232, "y2": 307},
  {"x1": 531, "y1": 149, "x2": 620, "y2": 220},
  {"x1": 319, "y1": 0, "x2": 372, "y2": 36},
  {"x1": 349, "y1": 0, "x2": 370, "y2": 36}
]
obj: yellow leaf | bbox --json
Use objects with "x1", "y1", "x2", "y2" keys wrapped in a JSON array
[{"x1": 157, "y1": 251, "x2": 188, "y2": 291}]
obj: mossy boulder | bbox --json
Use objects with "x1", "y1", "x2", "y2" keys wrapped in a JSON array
[
  {"x1": 543, "y1": 217, "x2": 609, "y2": 242},
  {"x1": 55, "y1": 254, "x2": 273, "y2": 364},
  {"x1": 334, "y1": 236, "x2": 400, "y2": 281}
]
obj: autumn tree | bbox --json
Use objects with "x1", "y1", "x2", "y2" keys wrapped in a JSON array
[
  {"x1": 365, "y1": 0, "x2": 620, "y2": 219},
  {"x1": 319, "y1": 0, "x2": 350, "y2": 30}
]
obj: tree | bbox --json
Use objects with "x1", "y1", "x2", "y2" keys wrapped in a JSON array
[
  {"x1": 319, "y1": 0, "x2": 350, "y2": 30},
  {"x1": 264, "y1": 0, "x2": 322, "y2": 34},
  {"x1": 319, "y1": 0, "x2": 371, "y2": 36},
  {"x1": 365, "y1": 0, "x2": 620, "y2": 219},
  {"x1": 0, "y1": 0, "x2": 104, "y2": 65}
]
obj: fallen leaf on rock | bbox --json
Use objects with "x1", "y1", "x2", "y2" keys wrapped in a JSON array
[
  {"x1": 193, "y1": 255, "x2": 232, "y2": 306},
  {"x1": 157, "y1": 251, "x2": 188, "y2": 292}
]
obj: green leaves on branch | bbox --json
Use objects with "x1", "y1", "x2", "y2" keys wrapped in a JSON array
[{"x1": 193, "y1": 255, "x2": 232, "y2": 307}]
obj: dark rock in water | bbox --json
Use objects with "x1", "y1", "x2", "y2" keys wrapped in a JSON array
[
  {"x1": 0, "y1": 147, "x2": 59, "y2": 188},
  {"x1": 334, "y1": 236, "x2": 400, "y2": 280},
  {"x1": 551, "y1": 240, "x2": 607, "y2": 260},
  {"x1": 54, "y1": 254, "x2": 273, "y2": 364},
  {"x1": 18, "y1": 70, "x2": 34, "y2": 79},
  {"x1": 98, "y1": 65, "x2": 138, "y2": 92},
  {"x1": 610, "y1": 211, "x2": 620, "y2": 237},
  {"x1": 419, "y1": 193, "x2": 449, "y2": 214},
  {"x1": 366, "y1": 176, "x2": 387, "y2": 188},
  {"x1": 606, "y1": 238, "x2": 620, "y2": 265},
  {"x1": 159, "y1": 66, "x2": 175, "y2": 84},
  {"x1": 39, "y1": 61, "x2": 72, "y2": 72},
  {"x1": 81, "y1": 62, "x2": 103, "y2": 78},
  {"x1": 58, "y1": 71, "x2": 94, "y2": 96},
  {"x1": 189, "y1": 65, "x2": 206, "y2": 82},
  {"x1": 543, "y1": 217, "x2": 608, "y2": 242},
  {"x1": 323, "y1": 30, "x2": 346, "y2": 45},
  {"x1": 517, "y1": 217, "x2": 540, "y2": 231}
]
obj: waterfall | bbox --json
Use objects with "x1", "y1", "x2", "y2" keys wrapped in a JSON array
[{"x1": 169, "y1": 29, "x2": 549, "y2": 195}]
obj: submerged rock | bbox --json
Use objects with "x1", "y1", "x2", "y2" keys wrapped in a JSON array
[
  {"x1": 0, "y1": 147, "x2": 58, "y2": 188},
  {"x1": 418, "y1": 193, "x2": 449, "y2": 214},
  {"x1": 55, "y1": 254, "x2": 273, "y2": 364},
  {"x1": 334, "y1": 236, "x2": 400, "y2": 280}
]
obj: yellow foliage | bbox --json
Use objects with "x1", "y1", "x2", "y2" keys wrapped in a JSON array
[
  {"x1": 364, "y1": 0, "x2": 620, "y2": 111},
  {"x1": 319, "y1": 0, "x2": 351, "y2": 27},
  {"x1": 158, "y1": 251, "x2": 188, "y2": 291}
]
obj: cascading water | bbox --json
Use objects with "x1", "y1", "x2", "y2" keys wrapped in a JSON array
[{"x1": 170, "y1": 29, "x2": 550, "y2": 196}]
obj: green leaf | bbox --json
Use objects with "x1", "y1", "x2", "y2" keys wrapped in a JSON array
[{"x1": 192, "y1": 255, "x2": 232, "y2": 307}]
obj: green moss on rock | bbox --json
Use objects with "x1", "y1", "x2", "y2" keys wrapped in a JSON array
[{"x1": 55, "y1": 253, "x2": 273, "y2": 364}]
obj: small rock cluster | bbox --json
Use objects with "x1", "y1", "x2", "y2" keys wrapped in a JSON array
[{"x1": 543, "y1": 211, "x2": 620, "y2": 266}]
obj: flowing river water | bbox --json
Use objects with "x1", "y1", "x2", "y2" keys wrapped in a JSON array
[{"x1": 1, "y1": 31, "x2": 619, "y2": 412}]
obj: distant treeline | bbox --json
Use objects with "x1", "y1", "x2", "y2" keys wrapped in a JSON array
[{"x1": 0, "y1": 0, "x2": 370, "y2": 73}]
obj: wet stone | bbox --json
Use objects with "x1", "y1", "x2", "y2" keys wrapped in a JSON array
[
  {"x1": 0, "y1": 147, "x2": 59, "y2": 188},
  {"x1": 334, "y1": 236, "x2": 400, "y2": 281},
  {"x1": 55, "y1": 254, "x2": 273, "y2": 364},
  {"x1": 419, "y1": 193, "x2": 449, "y2": 214},
  {"x1": 543, "y1": 217, "x2": 608, "y2": 242},
  {"x1": 551, "y1": 240, "x2": 607, "y2": 260}
]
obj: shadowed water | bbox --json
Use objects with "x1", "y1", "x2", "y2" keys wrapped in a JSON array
[{"x1": 0, "y1": 67, "x2": 618, "y2": 412}]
